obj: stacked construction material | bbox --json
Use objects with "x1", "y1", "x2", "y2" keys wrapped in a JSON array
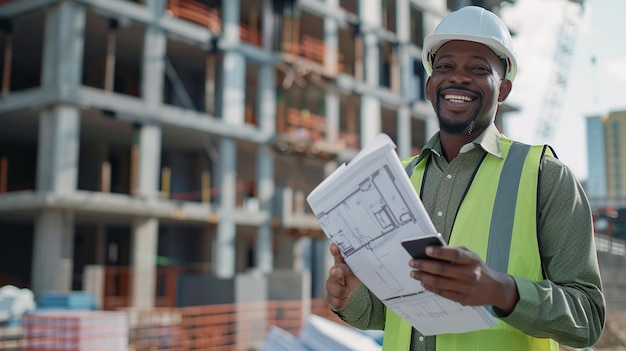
[
  {"x1": 259, "y1": 326, "x2": 310, "y2": 351},
  {"x1": 260, "y1": 315, "x2": 382, "y2": 351},
  {"x1": 21, "y1": 310, "x2": 128, "y2": 351},
  {"x1": 299, "y1": 315, "x2": 382, "y2": 351},
  {"x1": 38, "y1": 292, "x2": 96, "y2": 311}
]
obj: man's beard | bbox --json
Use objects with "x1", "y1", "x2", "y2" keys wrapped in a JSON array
[{"x1": 435, "y1": 96, "x2": 482, "y2": 135}]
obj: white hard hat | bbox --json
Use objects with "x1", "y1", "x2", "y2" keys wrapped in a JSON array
[{"x1": 422, "y1": 6, "x2": 517, "y2": 81}]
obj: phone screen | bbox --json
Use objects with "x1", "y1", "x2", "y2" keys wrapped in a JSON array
[{"x1": 401, "y1": 235, "x2": 445, "y2": 260}]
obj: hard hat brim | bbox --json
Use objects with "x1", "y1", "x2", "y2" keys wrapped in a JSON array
[{"x1": 422, "y1": 33, "x2": 518, "y2": 81}]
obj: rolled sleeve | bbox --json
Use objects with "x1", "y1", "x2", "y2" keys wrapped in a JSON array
[{"x1": 332, "y1": 285, "x2": 386, "y2": 330}]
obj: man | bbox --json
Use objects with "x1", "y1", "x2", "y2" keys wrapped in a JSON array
[{"x1": 325, "y1": 6, "x2": 605, "y2": 351}]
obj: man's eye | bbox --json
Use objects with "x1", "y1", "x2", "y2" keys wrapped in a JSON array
[{"x1": 471, "y1": 66, "x2": 489, "y2": 72}]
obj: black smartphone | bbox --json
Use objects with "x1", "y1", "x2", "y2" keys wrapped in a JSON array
[{"x1": 401, "y1": 234, "x2": 446, "y2": 260}]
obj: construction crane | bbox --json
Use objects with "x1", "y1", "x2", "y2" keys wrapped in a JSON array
[{"x1": 534, "y1": 0, "x2": 585, "y2": 142}]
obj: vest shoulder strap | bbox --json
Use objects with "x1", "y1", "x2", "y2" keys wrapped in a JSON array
[{"x1": 404, "y1": 155, "x2": 420, "y2": 178}]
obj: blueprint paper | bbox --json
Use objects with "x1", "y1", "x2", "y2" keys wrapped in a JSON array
[{"x1": 306, "y1": 133, "x2": 498, "y2": 336}]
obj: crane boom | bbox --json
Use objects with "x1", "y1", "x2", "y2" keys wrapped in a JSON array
[{"x1": 534, "y1": 0, "x2": 584, "y2": 142}]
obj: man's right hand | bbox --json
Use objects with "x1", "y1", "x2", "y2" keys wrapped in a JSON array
[{"x1": 325, "y1": 243, "x2": 362, "y2": 311}]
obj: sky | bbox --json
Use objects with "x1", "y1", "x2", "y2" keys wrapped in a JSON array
[{"x1": 498, "y1": 0, "x2": 626, "y2": 181}]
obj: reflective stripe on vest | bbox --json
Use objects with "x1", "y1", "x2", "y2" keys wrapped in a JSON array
[{"x1": 383, "y1": 137, "x2": 559, "y2": 351}]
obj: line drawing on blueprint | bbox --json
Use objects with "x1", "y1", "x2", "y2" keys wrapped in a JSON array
[
  {"x1": 317, "y1": 165, "x2": 416, "y2": 294},
  {"x1": 385, "y1": 290, "x2": 466, "y2": 321}
]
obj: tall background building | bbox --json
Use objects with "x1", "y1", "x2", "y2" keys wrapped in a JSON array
[
  {"x1": 587, "y1": 110, "x2": 626, "y2": 239},
  {"x1": 605, "y1": 111, "x2": 626, "y2": 204},
  {"x1": 586, "y1": 115, "x2": 608, "y2": 207}
]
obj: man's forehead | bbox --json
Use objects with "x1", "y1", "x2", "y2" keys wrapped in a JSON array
[{"x1": 435, "y1": 40, "x2": 500, "y2": 59}]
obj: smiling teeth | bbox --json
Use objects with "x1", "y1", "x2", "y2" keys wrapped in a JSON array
[{"x1": 444, "y1": 94, "x2": 473, "y2": 102}]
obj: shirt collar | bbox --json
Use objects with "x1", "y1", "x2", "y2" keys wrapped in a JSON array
[{"x1": 416, "y1": 123, "x2": 503, "y2": 163}]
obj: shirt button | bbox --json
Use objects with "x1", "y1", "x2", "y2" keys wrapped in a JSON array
[
  {"x1": 437, "y1": 211, "x2": 443, "y2": 217},
  {"x1": 419, "y1": 336, "x2": 424, "y2": 342},
  {"x1": 447, "y1": 174, "x2": 452, "y2": 179}
]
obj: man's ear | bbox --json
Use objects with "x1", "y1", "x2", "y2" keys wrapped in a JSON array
[{"x1": 498, "y1": 79, "x2": 513, "y2": 103}]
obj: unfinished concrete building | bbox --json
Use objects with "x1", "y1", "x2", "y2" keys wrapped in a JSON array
[{"x1": 0, "y1": 0, "x2": 511, "y2": 308}]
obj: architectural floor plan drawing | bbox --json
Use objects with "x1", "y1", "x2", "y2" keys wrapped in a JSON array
[
  {"x1": 318, "y1": 165, "x2": 416, "y2": 258},
  {"x1": 307, "y1": 133, "x2": 498, "y2": 336}
]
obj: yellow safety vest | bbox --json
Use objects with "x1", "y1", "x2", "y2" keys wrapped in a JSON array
[{"x1": 382, "y1": 137, "x2": 559, "y2": 351}]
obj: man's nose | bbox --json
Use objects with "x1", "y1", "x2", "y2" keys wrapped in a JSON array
[{"x1": 448, "y1": 70, "x2": 472, "y2": 85}]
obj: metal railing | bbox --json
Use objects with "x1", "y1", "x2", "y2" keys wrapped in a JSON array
[
  {"x1": 0, "y1": 299, "x2": 344, "y2": 351},
  {"x1": 595, "y1": 233, "x2": 626, "y2": 257}
]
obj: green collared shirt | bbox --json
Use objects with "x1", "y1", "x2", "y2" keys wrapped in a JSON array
[{"x1": 334, "y1": 124, "x2": 605, "y2": 350}]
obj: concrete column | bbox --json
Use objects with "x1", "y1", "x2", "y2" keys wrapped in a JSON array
[
  {"x1": 324, "y1": 0, "x2": 339, "y2": 74},
  {"x1": 32, "y1": 2, "x2": 85, "y2": 296},
  {"x1": 125, "y1": 0, "x2": 165, "y2": 308},
  {"x1": 37, "y1": 106, "x2": 81, "y2": 193},
  {"x1": 37, "y1": 1, "x2": 84, "y2": 193},
  {"x1": 215, "y1": 0, "x2": 244, "y2": 278},
  {"x1": 324, "y1": 0, "x2": 340, "y2": 142},
  {"x1": 396, "y1": 0, "x2": 410, "y2": 44},
  {"x1": 144, "y1": 0, "x2": 167, "y2": 15},
  {"x1": 129, "y1": 125, "x2": 161, "y2": 308},
  {"x1": 262, "y1": 0, "x2": 276, "y2": 52},
  {"x1": 256, "y1": 64, "x2": 276, "y2": 273},
  {"x1": 137, "y1": 0, "x2": 165, "y2": 199},
  {"x1": 134, "y1": 123, "x2": 162, "y2": 200},
  {"x1": 32, "y1": 210, "x2": 74, "y2": 298},
  {"x1": 257, "y1": 60, "x2": 276, "y2": 135},
  {"x1": 129, "y1": 118, "x2": 161, "y2": 307},
  {"x1": 396, "y1": 0, "x2": 412, "y2": 158},
  {"x1": 220, "y1": 52, "x2": 247, "y2": 125},
  {"x1": 360, "y1": 0, "x2": 381, "y2": 87},
  {"x1": 141, "y1": 3, "x2": 166, "y2": 107},
  {"x1": 256, "y1": 147, "x2": 274, "y2": 273},
  {"x1": 325, "y1": 93, "x2": 340, "y2": 143},
  {"x1": 359, "y1": 0, "x2": 382, "y2": 146},
  {"x1": 362, "y1": 34, "x2": 380, "y2": 88},
  {"x1": 216, "y1": 138, "x2": 238, "y2": 278},
  {"x1": 221, "y1": 0, "x2": 241, "y2": 45},
  {"x1": 130, "y1": 218, "x2": 158, "y2": 308},
  {"x1": 129, "y1": 124, "x2": 161, "y2": 307},
  {"x1": 219, "y1": 0, "x2": 243, "y2": 102},
  {"x1": 397, "y1": 106, "x2": 411, "y2": 157},
  {"x1": 360, "y1": 97, "x2": 381, "y2": 146},
  {"x1": 41, "y1": 1, "x2": 85, "y2": 95}
]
